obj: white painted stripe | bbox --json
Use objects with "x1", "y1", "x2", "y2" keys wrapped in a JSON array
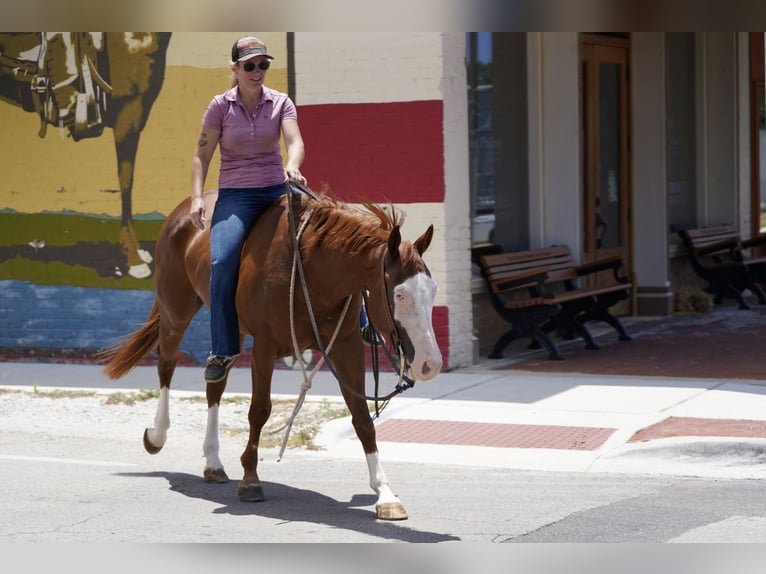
[
  {"x1": 0, "y1": 454, "x2": 136, "y2": 467},
  {"x1": 166, "y1": 32, "x2": 287, "y2": 68},
  {"x1": 295, "y1": 32, "x2": 449, "y2": 105}
]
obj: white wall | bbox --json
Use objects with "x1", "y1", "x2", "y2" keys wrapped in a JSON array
[
  {"x1": 440, "y1": 33, "x2": 473, "y2": 368},
  {"x1": 527, "y1": 33, "x2": 582, "y2": 255}
]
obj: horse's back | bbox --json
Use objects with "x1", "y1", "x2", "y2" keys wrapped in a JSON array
[{"x1": 154, "y1": 190, "x2": 294, "y2": 312}]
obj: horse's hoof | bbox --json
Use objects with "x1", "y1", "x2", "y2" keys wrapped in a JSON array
[
  {"x1": 142, "y1": 428, "x2": 163, "y2": 454},
  {"x1": 238, "y1": 482, "x2": 265, "y2": 502},
  {"x1": 376, "y1": 502, "x2": 408, "y2": 521},
  {"x1": 203, "y1": 467, "x2": 229, "y2": 483}
]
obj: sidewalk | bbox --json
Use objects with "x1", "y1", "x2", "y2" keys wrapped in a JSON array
[{"x1": 317, "y1": 368, "x2": 766, "y2": 480}]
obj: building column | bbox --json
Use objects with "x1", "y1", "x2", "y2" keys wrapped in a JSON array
[{"x1": 632, "y1": 33, "x2": 674, "y2": 316}]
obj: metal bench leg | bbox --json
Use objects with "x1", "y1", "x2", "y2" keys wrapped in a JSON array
[
  {"x1": 726, "y1": 285, "x2": 751, "y2": 310},
  {"x1": 489, "y1": 316, "x2": 563, "y2": 361},
  {"x1": 586, "y1": 308, "x2": 632, "y2": 341},
  {"x1": 488, "y1": 329, "x2": 520, "y2": 359},
  {"x1": 747, "y1": 282, "x2": 766, "y2": 305}
]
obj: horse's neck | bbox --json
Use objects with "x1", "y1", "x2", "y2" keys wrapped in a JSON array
[{"x1": 306, "y1": 239, "x2": 384, "y2": 297}]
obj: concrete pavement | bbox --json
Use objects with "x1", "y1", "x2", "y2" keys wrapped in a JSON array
[{"x1": 2, "y1": 355, "x2": 766, "y2": 480}]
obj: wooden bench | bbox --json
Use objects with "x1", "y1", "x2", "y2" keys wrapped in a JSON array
[
  {"x1": 478, "y1": 245, "x2": 632, "y2": 360},
  {"x1": 678, "y1": 225, "x2": 766, "y2": 309}
]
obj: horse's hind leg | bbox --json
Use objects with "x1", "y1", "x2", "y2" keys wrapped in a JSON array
[
  {"x1": 335, "y1": 348, "x2": 408, "y2": 520},
  {"x1": 142, "y1": 344, "x2": 176, "y2": 454},
  {"x1": 202, "y1": 333, "x2": 246, "y2": 484}
]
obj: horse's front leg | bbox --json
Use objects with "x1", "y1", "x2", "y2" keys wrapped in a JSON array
[
  {"x1": 202, "y1": 378, "x2": 229, "y2": 483},
  {"x1": 237, "y1": 357, "x2": 274, "y2": 502},
  {"x1": 350, "y1": 404, "x2": 408, "y2": 520},
  {"x1": 337, "y1": 348, "x2": 408, "y2": 520}
]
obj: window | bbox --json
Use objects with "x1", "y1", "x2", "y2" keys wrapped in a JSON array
[
  {"x1": 467, "y1": 32, "x2": 495, "y2": 244},
  {"x1": 666, "y1": 33, "x2": 697, "y2": 236}
]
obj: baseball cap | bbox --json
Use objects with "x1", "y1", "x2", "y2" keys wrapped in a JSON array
[{"x1": 231, "y1": 36, "x2": 274, "y2": 62}]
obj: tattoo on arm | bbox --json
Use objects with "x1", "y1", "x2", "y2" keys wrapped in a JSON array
[{"x1": 197, "y1": 133, "x2": 208, "y2": 147}]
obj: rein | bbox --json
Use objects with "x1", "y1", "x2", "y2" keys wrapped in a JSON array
[{"x1": 278, "y1": 182, "x2": 415, "y2": 435}]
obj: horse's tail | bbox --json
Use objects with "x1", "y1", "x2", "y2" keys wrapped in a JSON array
[{"x1": 99, "y1": 299, "x2": 161, "y2": 380}]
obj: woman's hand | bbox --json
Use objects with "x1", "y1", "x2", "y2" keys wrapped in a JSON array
[
  {"x1": 285, "y1": 166, "x2": 307, "y2": 185},
  {"x1": 190, "y1": 196, "x2": 206, "y2": 230}
]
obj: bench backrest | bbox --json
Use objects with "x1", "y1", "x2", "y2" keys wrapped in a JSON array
[{"x1": 479, "y1": 245, "x2": 577, "y2": 290}]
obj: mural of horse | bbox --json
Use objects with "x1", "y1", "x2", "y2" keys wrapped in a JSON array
[
  {"x1": 100, "y1": 183, "x2": 443, "y2": 520},
  {"x1": 0, "y1": 32, "x2": 172, "y2": 279}
]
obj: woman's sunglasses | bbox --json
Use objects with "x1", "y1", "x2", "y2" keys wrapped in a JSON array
[{"x1": 243, "y1": 60, "x2": 270, "y2": 72}]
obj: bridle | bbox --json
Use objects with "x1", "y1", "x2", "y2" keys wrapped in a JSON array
[{"x1": 284, "y1": 181, "x2": 415, "y2": 408}]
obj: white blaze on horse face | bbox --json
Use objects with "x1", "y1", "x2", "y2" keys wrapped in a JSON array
[{"x1": 393, "y1": 272, "x2": 442, "y2": 381}]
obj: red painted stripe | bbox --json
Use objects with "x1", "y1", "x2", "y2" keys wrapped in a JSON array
[
  {"x1": 432, "y1": 305, "x2": 449, "y2": 369},
  {"x1": 298, "y1": 101, "x2": 445, "y2": 204}
]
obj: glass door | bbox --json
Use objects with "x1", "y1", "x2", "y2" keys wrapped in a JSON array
[{"x1": 750, "y1": 33, "x2": 766, "y2": 249}]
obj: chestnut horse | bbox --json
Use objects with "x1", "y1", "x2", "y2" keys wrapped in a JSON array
[
  {"x1": 0, "y1": 32, "x2": 172, "y2": 279},
  {"x1": 100, "y1": 184, "x2": 443, "y2": 520}
]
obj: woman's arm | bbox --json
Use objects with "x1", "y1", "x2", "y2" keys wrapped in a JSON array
[
  {"x1": 190, "y1": 126, "x2": 221, "y2": 229},
  {"x1": 281, "y1": 117, "x2": 306, "y2": 185}
]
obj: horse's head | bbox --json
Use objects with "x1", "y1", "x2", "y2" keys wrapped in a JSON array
[{"x1": 372, "y1": 224, "x2": 442, "y2": 382}]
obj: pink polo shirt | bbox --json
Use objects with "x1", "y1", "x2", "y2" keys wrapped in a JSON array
[{"x1": 201, "y1": 85, "x2": 298, "y2": 188}]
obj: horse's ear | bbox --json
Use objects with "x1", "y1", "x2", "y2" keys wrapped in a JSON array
[
  {"x1": 388, "y1": 225, "x2": 401, "y2": 259},
  {"x1": 414, "y1": 224, "x2": 434, "y2": 255}
]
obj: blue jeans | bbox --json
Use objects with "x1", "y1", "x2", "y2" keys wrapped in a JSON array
[{"x1": 209, "y1": 184, "x2": 286, "y2": 356}]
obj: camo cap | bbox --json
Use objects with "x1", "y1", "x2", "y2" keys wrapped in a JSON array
[{"x1": 231, "y1": 36, "x2": 274, "y2": 62}]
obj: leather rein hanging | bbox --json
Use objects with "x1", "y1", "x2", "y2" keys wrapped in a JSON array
[{"x1": 285, "y1": 181, "x2": 415, "y2": 412}]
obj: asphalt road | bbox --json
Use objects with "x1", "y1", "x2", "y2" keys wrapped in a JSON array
[{"x1": 3, "y1": 424, "x2": 766, "y2": 544}]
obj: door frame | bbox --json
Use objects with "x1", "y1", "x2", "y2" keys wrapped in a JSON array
[{"x1": 580, "y1": 34, "x2": 632, "y2": 282}]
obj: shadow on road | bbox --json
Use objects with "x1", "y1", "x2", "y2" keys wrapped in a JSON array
[{"x1": 117, "y1": 470, "x2": 460, "y2": 543}]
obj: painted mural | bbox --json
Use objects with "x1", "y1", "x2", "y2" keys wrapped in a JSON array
[
  {"x1": 0, "y1": 32, "x2": 288, "y2": 363},
  {"x1": 0, "y1": 32, "x2": 171, "y2": 282}
]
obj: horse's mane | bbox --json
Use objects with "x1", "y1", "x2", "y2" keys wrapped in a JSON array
[{"x1": 299, "y1": 186, "x2": 406, "y2": 257}]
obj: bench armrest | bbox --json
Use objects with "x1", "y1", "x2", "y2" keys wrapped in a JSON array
[
  {"x1": 574, "y1": 255, "x2": 630, "y2": 284},
  {"x1": 695, "y1": 237, "x2": 739, "y2": 256},
  {"x1": 740, "y1": 235, "x2": 766, "y2": 250},
  {"x1": 574, "y1": 255, "x2": 621, "y2": 276}
]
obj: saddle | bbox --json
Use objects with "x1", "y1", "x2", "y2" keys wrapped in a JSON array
[{"x1": 0, "y1": 32, "x2": 111, "y2": 140}]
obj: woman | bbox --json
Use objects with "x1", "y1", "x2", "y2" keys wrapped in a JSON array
[{"x1": 190, "y1": 35, "x2": 307, "y2": 383}]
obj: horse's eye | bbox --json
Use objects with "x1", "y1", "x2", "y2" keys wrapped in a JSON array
[{"x1": 395, "y1": 291, "x2": 405, "y2": 301}]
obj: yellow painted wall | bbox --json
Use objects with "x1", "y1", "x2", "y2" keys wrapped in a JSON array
[{"x1": 0, "y1": 32, "x2": 288, "y2": 217}]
